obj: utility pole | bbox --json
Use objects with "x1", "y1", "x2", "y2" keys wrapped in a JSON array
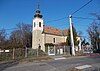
[{"x1": 69, "y1": 15, "x2": 75, "y2": 56}]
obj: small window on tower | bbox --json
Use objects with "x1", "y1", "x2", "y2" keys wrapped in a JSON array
[
  {"x1": 53, "y1": 38, "x2": 56, "y2": 43},
  {"x1": 39, "y1": 22, "x2": 41, "y2": 27},
  {"x1": 34, "y1": 22, "x2": 35, "y2": 27}
]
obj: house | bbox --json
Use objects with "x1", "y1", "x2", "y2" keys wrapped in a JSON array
[{"x1": 32, "y1": 6, "x2": 81, "y2": 55}]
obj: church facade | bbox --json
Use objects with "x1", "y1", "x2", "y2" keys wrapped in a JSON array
[{"x1": 32, "y1": 7, "x2": 81, "y2": 55}]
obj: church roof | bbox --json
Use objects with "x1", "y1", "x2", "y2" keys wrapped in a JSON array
[{"x1": 43, "y1": 26, "x2": 68, "y2": 36}]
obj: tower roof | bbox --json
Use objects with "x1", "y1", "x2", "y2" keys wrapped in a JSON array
[{"x1": 34, "y1": 4, "x2": 43, "y2": 18}]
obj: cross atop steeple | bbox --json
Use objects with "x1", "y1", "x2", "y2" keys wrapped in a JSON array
[{"x1": 37, "y1": 2, "x2": 40, "y2": 10}]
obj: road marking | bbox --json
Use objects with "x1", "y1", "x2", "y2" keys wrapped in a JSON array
[
  {"x1": 54, "y1": 57, "x2": 66, "y2": 60},
  {"x1": 75, "y1": 65, "x2": 92, "y2": 69}
]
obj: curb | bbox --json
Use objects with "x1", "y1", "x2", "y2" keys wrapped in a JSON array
[{"x1": 64, "y1": 55, "x2": 88, "y2": 59}]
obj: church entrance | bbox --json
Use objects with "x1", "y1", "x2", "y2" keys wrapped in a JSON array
[
  {"x1": 45, "y1": 43, "x2": 55, "y2": 55},
  {"x1": 48, "y1": 45, "x2": 55, "y2": 55}
]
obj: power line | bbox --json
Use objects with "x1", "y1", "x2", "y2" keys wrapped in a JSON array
[
  {"x1": 37, "y1": 0, "x2": 93, "y2": 24},
  {"x1": 0, "y1": 16, "x2": 97, "y2": 32},
  {"x1": 46, "y1": 17, "x2": 67, "y2": 23},
  {"x1": 73, "y1": 23, "x2": 89, "y2": 27},
  {"x1": 45, "y1": 16, "x2": 97, "y2": 24},
  {"x1": 0, "y1": 28, "x2": 18, "y2": 31},
  {"x1": 71, "y1": 0, "x2": 93, "y2": 15},
  {"x1": 0, "y1": 0, "x2": 95, "y2": 33},
  {"x1": 0, "y1": 0, "x2": 95, "y2": 32},
  {"x1": 73, "y1": 16, "x2": 98, "y2": 20}
]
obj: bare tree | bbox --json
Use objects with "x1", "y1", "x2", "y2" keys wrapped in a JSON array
[
  {"x1": 0, "y1": 29, "x2": 6, "y2": 48},
  {"x1": 10, "y1": 30, "x2": 23, "y2": 48},
  {"x1": 87, "y1": 20, "x2": 100, "y2": 51},
  {"x1": 10, "y1": 23, "x2": 32, "y2": 48},
  {"x1": 87, "y1": 13, "x2": 100, "y2": 52}
]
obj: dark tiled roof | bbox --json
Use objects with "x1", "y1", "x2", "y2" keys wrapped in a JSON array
[{"x1": 43, "y1": 26, "x2": 68, "y2": 36}]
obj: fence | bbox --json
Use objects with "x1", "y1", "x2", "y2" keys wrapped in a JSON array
[
  {"x1": 55, "y1": 46, "x2": 71, "y2": 55},
  {"x1": 0, "y1": 48, "x2": 46, "y2": 62},
  {"x1": 0, "y1": 46, "x2": 83, "y2": 61},
  {"x1": 55, "y1": 45, "x2": 82, "y2": 55}
]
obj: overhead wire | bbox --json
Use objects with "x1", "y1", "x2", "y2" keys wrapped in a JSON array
[
  {"x1": 0, "y1": 28, "x2": 18, "y2": 31},
  {"x1": 46, "y1": 17, "x2": 67, "y2": 23},
  {"x1": 0, "y1": 0, "x2": 96, "y2": 32},
  {"x1": 71, "y1": 0, "x2": 93, "y2": 15},
  {"x1": 73, "y1": 16, "x2": 98, "y2": 20},
  {"x1": 44, "y1": 0, "x2": 94, "y2": 24},
  {"x1": 1, "y1": 16, "x2": 97, "y2": 31}
]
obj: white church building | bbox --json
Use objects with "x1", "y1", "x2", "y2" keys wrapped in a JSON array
[{"x1": 32, "y1": 6, "x2": 81, "y2": 55}]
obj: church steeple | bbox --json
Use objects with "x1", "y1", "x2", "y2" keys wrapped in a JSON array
[
  {"x1": 34, "y1": 4, "x2": 43, "y2": 18},
  {"x1": 33, "y1": 4, "x2": 43, "y2": 31}
]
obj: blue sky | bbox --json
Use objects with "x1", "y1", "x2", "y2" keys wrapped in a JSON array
[{"x1": 0, "y1": 0, "x2": 100, "y2": 41}]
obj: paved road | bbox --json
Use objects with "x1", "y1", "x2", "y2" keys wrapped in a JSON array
[{"x1": 0, "y1": 56, "x2": 100, "y2": 71}]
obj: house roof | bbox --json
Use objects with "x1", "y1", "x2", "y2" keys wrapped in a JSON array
[{"x1": 43, "y1": 26, "x2": 68, "y2": 36}]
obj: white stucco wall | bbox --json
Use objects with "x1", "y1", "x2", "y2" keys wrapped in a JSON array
[
  {"x1": 44, "y1": 34, "x2": 67, "y2": 44},
  {"x1": 33, "y1": 18, "x2": 43, "y2": 31}
]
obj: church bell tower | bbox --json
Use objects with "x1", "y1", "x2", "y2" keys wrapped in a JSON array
[{"x1": 32, "y1": 4, "x2": 44, "y2": 50}]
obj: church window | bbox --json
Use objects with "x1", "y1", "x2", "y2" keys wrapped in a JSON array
[
  {"x1": 34, "y1": 22, "x2": 35, "y2": 27},
  {"x1": 39, "y1": 22, "x2": 41, "y2": 27},
  {"x1": 53, "y1": 38, "x2": 56, "y2": 43}
]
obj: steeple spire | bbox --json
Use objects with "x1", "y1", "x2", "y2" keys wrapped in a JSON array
[
  {"x1": 34, "y1": 3, "x2": 43, "y2": 18},
  {"x1": 38, "y1": 2, "x2": 40, "y2": 10}
]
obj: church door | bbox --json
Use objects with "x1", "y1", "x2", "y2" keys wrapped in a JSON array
[{"x1": 48, "y1": 45, "x2": 55, "y2": 55}]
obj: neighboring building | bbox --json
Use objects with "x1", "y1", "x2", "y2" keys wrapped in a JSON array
[
  {"x1": 32, "y1": 6, "x2": 81, "y2": 55},
  {"x1": 83, "y1": 45, "x2": 93, "y2": 53}
]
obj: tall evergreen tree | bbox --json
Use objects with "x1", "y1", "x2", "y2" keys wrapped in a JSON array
[{"x1": 66, "y1": 26, "x2": 79, "y2": 46}]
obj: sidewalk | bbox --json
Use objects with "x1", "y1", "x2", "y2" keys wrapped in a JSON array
[
  {"x1": 50, "y1": 55, "x2": 66, "y2": 60},
  {"x1": 49, "y1": 55, "x2": 87, "y2": 61}
]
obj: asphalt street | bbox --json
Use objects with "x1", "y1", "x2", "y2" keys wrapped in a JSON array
[{"x1": 0, "y1": 56, "x2": 100, "y2": 71}]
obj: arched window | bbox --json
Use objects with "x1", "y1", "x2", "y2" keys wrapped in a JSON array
[
  {"x1": 39, "y1": 22, "x2": 41, "y2": 27},
  {"x1": 34, "y1": 22, "x2": 35, "y2": 27}
]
